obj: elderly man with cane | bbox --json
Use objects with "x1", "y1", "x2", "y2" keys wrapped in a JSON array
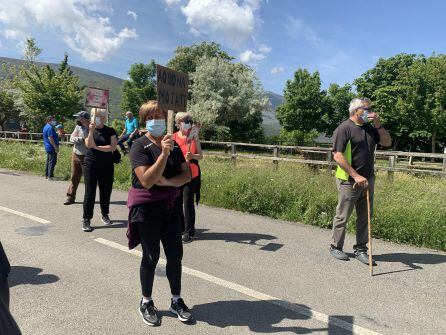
[{"x1": 330, "y1": 98, "x2": 391, "y2": 266}]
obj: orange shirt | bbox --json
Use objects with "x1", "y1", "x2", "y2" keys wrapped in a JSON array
[{"x1": 173, "y1": 131, "x2": 200, "y2": 179}]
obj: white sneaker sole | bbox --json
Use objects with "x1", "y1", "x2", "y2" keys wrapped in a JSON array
[
  {"x1": 169, "y1": 307, "x2": 191, "y2": 322},
  {"x1": 138, "y1": 308, "x2": 159, "y2": 326},
  {"x1": 101, "y1": 218, "x2": 112, "y2": 226}
]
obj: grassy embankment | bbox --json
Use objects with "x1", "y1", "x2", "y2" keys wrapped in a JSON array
[{"x1": 0, "y1": 141, "x2": 444, "y2": 251}]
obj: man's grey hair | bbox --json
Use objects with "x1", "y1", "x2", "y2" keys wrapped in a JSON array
[{"x1": 348, "y1": 97, "x2": 371, "y2": 116}]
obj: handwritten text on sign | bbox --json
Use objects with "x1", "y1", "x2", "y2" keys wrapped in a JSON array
[
  {"x1": 157, "y1": 65, "x2": 189, "y2": 112},
  {"x1": 85, "y1": 87, "x2": 109, "y2": 108}
]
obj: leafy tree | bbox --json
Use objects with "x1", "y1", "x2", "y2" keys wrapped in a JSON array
[
  {"x1": 167, "y1": 42, "x2": 233, "y2": 75},
  {"x1": 0, "y1": 90, "x2": 18, "y2": 130},
  {"x1": 14, "y1": 39, "x2": 84, "y2": 130},
  {"x1": 321, "y1": 83, "x2": 355, "y2": 136},
  {"x1": 276, "y1": 69, "x2": 324, "y2": 133},
  {"x1": 354, "y1": 53, "x2": 416, "y2": 99},
  {"x1": 189, "y1": 57, "x2": 267, "y2": 142},
  {"x1": 120, "y1": 60, "x2": 157, "y2": 115},
  {"x1": 397, "y1": 55, "x2": 446, "y2": 152}
]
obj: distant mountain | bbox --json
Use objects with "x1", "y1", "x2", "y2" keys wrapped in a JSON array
[
  {"x1": 0, "y1": 57, "x2": 284, "y2": 134},
  {"x1": 262, "y1": 91, "x2": 284, "y2": 136},
  {"x1": 0, "y1": 57, "x2": 124, "y2": 118}
]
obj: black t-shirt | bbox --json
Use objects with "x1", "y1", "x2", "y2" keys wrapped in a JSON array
[
  {"x1": 130, "y1": 135, "x2": 185, "y2": 191},
  {"x1": 85, "y1": 126, "x2": 117, "y2": 164},
  {"x1": 332, "y1": 119, "x2": 380, "y2": 180}
]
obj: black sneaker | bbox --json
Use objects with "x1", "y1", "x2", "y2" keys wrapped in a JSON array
[
  {"x1": 64, "y1": 198, "x2": 75, "y2": 205},
  {"x1": 101, "y1": 215, "x2": 112, "y2": 226},
  {"x1": 170, "y1": 298, "x2": 193, "y2": 322},
  {"x1": 354, "y1": 250, "x2": 377, "y2": 266},
  {"x1": 330, "y1": 245, "x2": 349, "y2": 261},
  {"x1": 82, "y1": 219, "x2": 92, "y2": 232},
  {"x1": 139, "y1": 300, "x2": 160, "y2": 326},
  {"x1": 182, "y1": 234, "x2": 193, "y2": 244}
]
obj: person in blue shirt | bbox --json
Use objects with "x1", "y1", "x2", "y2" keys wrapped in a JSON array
[
  {"x1": 117, "y1": 111, "x2": 139, "y2": 154},
  {"x1": 42, "y1": 115, "x2": 59, "y2": 180}
]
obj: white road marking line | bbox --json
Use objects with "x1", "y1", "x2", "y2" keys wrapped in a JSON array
[
  {"x1": 95, "y1": 237, "x2": 382, "y2": 335},
  {"x1": 0, "y1": 206, "x2": 51, "y2": 224}
]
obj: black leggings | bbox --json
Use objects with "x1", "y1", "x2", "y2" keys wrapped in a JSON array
[
  {"x1": 180, "y1": 177, "x2": 200, "y2": 236},
  {"x1": 136, "y1": 202, "x2": 183, "y2": 297},
  {"x1": 83, "y1": 162, "x2": 114, "y2": 219}
]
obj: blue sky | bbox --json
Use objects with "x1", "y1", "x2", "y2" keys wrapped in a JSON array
[{"x1": 0, "y1": 0, "x2": 445, "y2": 95}]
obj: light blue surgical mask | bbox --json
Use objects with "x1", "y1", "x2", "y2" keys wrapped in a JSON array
[
  {"x1": 95, "y1": 117, "x2": 102, "y2": 126},
  {"x1": 360, "y1": 111, "x2": 369, "y2": 123},
  {"x1": 146, "y1": 119, "x2": 166, "y2": 137},
  {"x1": 50, "y1": 120, "x2": 57, "y2": 126},
  {"x1": 181, "y1": 122, "x2": 192, "y2": 131}
]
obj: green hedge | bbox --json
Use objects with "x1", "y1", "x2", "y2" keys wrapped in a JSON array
[{"x1": 0, "y1": 141, "x2": 444, "y2": 251}]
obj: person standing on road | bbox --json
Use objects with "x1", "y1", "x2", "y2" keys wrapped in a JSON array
[
  {"x1": 330, "y1": 98, "x2": 392, "y2": 265},
  {"x1": 64, "y1": 111, "x2": 90, "y2": 205},
  {"x1": 118, "y1": 111, "x2": 139, "y2": 155},
  {"x1": 173, "y1": 112, "x2": 203, "y2": 244},
  {"x1": 127, "y1": 101, "x2": 193, "y2": 326},
  {"x1": 42, "y1": 115, "x2": 59, "y2": 180},
  {"x1": 82, "y1": 108, "x2": 117, "y2": 232}
]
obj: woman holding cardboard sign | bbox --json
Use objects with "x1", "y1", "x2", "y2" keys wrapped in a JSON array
[
  {"x1": 82, "y1": 108, "x2": 118, "y2": 232},
  {"x1": 173, "y1": 112, "x2": 203, "y2": 243},
  {"x1": 127, "y1": 100, "x2": 192, "y2": 326}
]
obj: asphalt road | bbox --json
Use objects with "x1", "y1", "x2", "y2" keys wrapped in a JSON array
[{"x1": 0, "y1": 169, "x2": 445, "y2": 335}]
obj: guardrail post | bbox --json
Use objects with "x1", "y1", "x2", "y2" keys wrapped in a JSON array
[
  {"x1": 231, "y1": 143, "x2": 236, "y2": 165},
  {"x1": 388, "y1": 155, "x2": 395, "y2": 181},
  {"x1": 442, "y1": 152, "x2": 446, "y2": 177},
  {"x1": 273, "y1": 146, "x2": 279, "y2": 170},
  {"x1": 326, "y1": 150, "x2": 332, "y2": 171}
]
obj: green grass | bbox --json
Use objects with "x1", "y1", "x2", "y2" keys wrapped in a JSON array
[{"x1": 1, "y1": 141, "x2": 445, "y2": 251}]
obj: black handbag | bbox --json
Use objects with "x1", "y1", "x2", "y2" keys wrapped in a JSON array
[{"x1": 112, "y1": 150, "x2": 121, "y2": 164}]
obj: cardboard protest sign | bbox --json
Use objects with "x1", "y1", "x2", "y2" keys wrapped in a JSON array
[
  {"x1": 85, "y1": 87, "x2": 109, "y2": 108},
  {"x1": 156, "y1": 65, "x2": 189, "y2": 113}
]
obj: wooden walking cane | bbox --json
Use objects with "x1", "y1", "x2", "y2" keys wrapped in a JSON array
[
  {"x1": 366, "y1": 187, "x2": 373, "y2": 276},
  {"x1": 353, "y1": 182, "x2": 374, "y2": 276}
]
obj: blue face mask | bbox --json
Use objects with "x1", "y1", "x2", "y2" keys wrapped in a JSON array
[{"x1": 146, "y1": 119, "x2": 166, "y2": 137}]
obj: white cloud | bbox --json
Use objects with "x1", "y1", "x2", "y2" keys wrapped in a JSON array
[
  {"x1": 258, "y1": 43, "x2": 271, "y2": 53},
  {"x1": 4, "y1": 29, "x2": 26, "y2": 40},
  {"x1": 0, "y1": 0, "x2": 137, "y2": 62},
  {"x1": 164, "y1": 0, "x2": 182, "y2": 5},
  {"x1": 181, "y1": 0, "x2": 263, "y2": 47},
  {"x1": 270, "y1": 66, "x2": 284, "y2": 75},
  {"x1": 240, "y1": 49, "x2": 265, "y2": 63},
  {"x1": 284, "y1": 15, "x2": 322, "y2": 46},
  {"x1": 127, "y1": 10, "x2": 138, "y2": 21}
]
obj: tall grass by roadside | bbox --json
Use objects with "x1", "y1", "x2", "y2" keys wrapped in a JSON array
[{"x1": 1, "y1": 141, "x2": 445, "y2": 251}]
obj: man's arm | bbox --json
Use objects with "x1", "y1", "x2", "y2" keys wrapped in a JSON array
[
  {"x1": 70, "y1": 127, "x2": 84, "y2": 144},
  {"x1": 377, "y1": 127, "x2": 392, "y2": 147},
  {"x1": 48, "y1": 136, "x2": 59, "y2": 152},
  {"x1": 369, "y1": 112, "x2": 392, "y2": 147}
]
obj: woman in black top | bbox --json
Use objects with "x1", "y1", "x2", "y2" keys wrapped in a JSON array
[
  {"x1": 82, "y1": 108, "x2": 117, "y2": 232},
  {"x1": 128, "y1": 100, "x2": 192, "y2": 326}
]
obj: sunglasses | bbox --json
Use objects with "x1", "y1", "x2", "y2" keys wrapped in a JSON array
[{"x1": 182, "y1": 120, "x2": 193, "y2": 124}]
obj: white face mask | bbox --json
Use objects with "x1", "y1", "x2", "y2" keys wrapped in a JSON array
[
  {"x1": 50, "y1": 120, "x2": 57, "y2": 126},
  {"x1": 95, "y1": 117, "x2": 102, "y2": 126}
]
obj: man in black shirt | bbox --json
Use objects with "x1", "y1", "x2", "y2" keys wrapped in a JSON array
[{"x1": 330, "y1": 98, "x2": 391, "y2": 265}]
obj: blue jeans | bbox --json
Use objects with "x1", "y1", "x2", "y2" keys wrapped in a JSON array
[
  {"x1": 45, "y1": 150, "x2": 58, "y2": 178},
  {"x1": 118, "y1": 134, "x2": 134, "y2": 151}
]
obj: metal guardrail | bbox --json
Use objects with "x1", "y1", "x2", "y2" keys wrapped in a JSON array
[{"x1": 1, "y1": 131, "x2": 446, "y2": 177}]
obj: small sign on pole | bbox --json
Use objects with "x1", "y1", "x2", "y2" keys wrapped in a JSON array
[
  {"x1": 156, "y1": 65, "x2": 189, "y2": 113},
  {"x1": 157, "y1": 65, "x2": 189, "y2": 135},
  {"x1": 85, "y1": 87, "x2": 109, "y2": 109}
]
